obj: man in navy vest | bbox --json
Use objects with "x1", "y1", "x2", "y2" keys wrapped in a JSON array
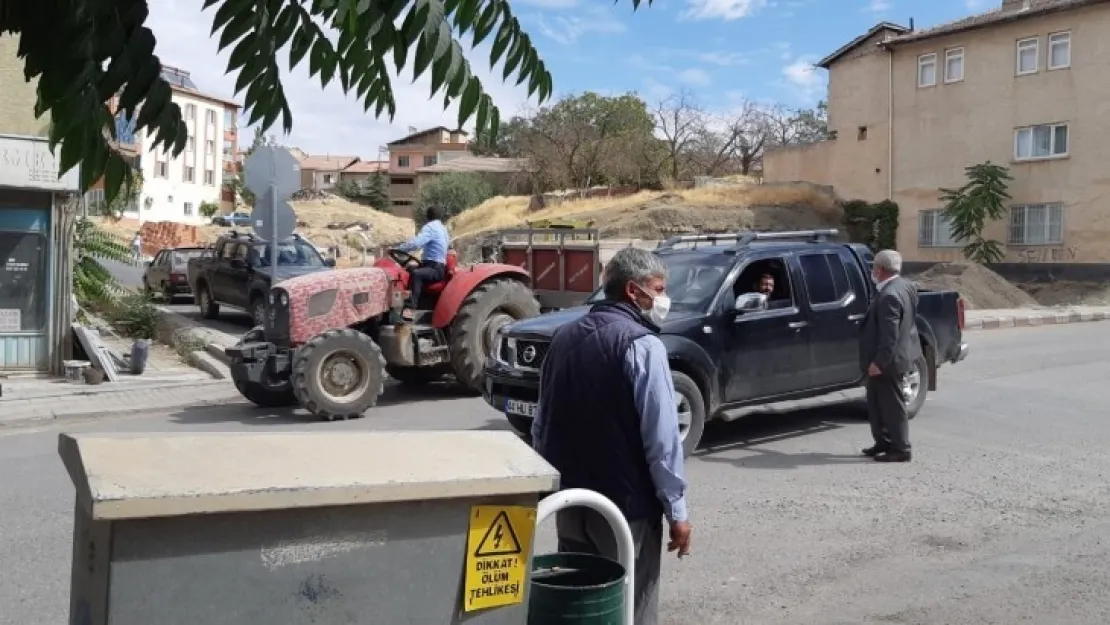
[{"x1": 532, "y1": 247, "x2": 691, "y2": 625}]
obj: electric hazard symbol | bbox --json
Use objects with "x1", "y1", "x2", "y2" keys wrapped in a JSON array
[{"x1": 462, "y1": 505, "x2": 536, "y2": 612}]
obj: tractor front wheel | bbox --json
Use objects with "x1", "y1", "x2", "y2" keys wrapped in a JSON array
[
  {"x1": 449, "y1": 279, "x2": 540, "y2": 391},
  {"x1": 291, "y1": 329, "x2": 385, "y2": 421}
]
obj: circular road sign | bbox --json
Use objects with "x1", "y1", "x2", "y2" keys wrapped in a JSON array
[
  {"x1": 251, "y1": 189, "x2": 297, "y2": 242},
  {"x1": 242, "y1": 145, "x2": 300, "y2": 198}
]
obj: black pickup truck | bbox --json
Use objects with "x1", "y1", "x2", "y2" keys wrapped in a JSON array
[
  {"x1": 187, "y1": 231, "x2": 335, "y2": 325},
  {"x1": 483, "y1": 230, "x2": 969, "y2": 457}
]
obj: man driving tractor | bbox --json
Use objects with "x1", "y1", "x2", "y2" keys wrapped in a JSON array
[{"x1": 395, "y1": 205, "x2": 451, "y2": 320}]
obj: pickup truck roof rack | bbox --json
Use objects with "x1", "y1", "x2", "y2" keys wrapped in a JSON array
[
  {"x1": 656, "y1": 229, "x2": 839, "y2": 253},
  {"x1": 225, "y1": 230, "x2": 304, "y2": 242}
]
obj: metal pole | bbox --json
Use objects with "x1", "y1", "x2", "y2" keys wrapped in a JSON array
[
  {"x1": 535, "y1": 489, "x2": 635, "y2": 625},
  {"x1": 269, "y1": 184, "x2": 278, "y2": 281}
]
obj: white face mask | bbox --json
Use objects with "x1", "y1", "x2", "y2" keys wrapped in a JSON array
[{"x1": 635, "y1": 284, "x2": 671, "y2": 325}]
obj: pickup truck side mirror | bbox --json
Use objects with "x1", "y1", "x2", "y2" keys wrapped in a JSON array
[
  {"x1": 323, "y1": 258, "x2": 336, "y2": 267},
  {"x1": 734, "y1": 292, "x2": 768, "y2": 313},
  {"x1": 229, "y1": 258, "x2": 248, "y2": 269}
]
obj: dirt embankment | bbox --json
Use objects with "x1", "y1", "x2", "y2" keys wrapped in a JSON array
[
  {"x1": 1017, "y1": 281, "x2": 1110, "y2": 307},
  {"x1": 911, "y1": 262, "x2": 1040, "y2": 310}
]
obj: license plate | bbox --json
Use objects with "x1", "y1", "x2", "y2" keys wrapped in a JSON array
[{"x1": 504, "y1": 399, "x2": 537, "y2": 418}]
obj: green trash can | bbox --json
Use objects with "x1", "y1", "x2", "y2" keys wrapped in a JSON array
[{"x1": 528, "y1": 552, "x2": 626, "y2": 624}]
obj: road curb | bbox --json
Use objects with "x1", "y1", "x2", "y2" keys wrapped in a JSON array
[
  {"x1": 965, "y1": 310, "x2": 1110, "y2": 331},
  {"x1": 155, "y1": 307, "x2": 239, "y2": 372}
]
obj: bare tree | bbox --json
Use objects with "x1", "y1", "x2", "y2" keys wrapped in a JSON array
[{"x1": 652, "y1": 90, "x2": 707, "y2": 183}]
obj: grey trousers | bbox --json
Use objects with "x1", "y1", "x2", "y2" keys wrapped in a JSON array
[
  {"x1": 867, "y1": 373, "x2": 911, "y2": 453},
  {"x1": 556, "y1": 507, "x2": 662, "y2": 625}
]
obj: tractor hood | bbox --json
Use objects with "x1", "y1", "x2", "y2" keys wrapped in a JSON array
[
  {"x1": 270, "y1": 265, "x2": 332, "y2": 282},
  {"x1": 503, "y1": 304, "x2": 702, "y2": 340}
]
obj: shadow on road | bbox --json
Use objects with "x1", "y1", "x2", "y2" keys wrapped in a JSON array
[
  {"x1": 164, "y1": 381, "x2": 485, "y2": 427},
  {"x1": 693, "y1": 400, "x2": 871, "y2": 469}
]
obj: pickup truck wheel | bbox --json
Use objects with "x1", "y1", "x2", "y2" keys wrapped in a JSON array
[
  {"x1": 291, "y1": 329, "x2": 385, "y2": 421},
  {"x1": 902, "y1": 354, "x2": 929, "y2": 419},
  {"x1": 673, "y1": 372, "x2": 706, "y2": 458},
  {"x1": 197, "y1": 283, "x2": 220, "y2": 319},
  {"x1": 506, "y1": 414, "x2": 533, "y2": 440},
  {"x1": 449, "y1": 279, "x2": 541, "y2": 391}
]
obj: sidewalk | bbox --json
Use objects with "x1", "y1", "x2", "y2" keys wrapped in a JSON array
[
  {"x1": 0, "y1": 376, "x2": 242, "y2": 427},
  {"x1": 965, "y1": 305, "x2": 1110, "y2": 331}
]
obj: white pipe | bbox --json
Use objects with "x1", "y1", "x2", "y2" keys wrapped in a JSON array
[{"x1": 535, "y1": 489, "x2": 635, "y2": 625}]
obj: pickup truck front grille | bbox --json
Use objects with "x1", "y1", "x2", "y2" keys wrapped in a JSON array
[{"x1": 514, "y1": 340, "x2": 549, "y2": 369}]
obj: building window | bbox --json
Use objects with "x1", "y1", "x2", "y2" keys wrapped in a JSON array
[
  {"x1": 223, "y1": 139, "x2": 233, "y2": 155},
  {"x1": 857, "y1": 126, "x2": 867, "y2": 140},
  {"x1": 1016, "y1": 37, "x2": 1039, "y2": 75},
  {"x1": 323, "y1": 174, "x2": 334, "y2": 184},
  {"x1": 1010, "y1": 203, "x2": 1063, "y2": 245},
  {"x1": 204, "y1": 169, "x2": 215, "y2": 185},
  {"x1": 156, "y1": 161, "x2": 168, "y2": 178},
  {"x1": 1014, "y1": 123, "x2": 1068, "y2": 160},
  {"x1": 205, "y1": 110, "x2": 217, "y2": 126},
  {"x1": 223, "y1": 109, "x2": 235, "y2": 128},
  {"x1": 397, "y1": 155, "x2": 410, "y2": 168},
  {"x1": 1048, "y1": 32, "x2": 1071, "y2": 70},
  {"x1": 186, "y1": 136, "x2": 195, "y2": 152},
  {"x1": 918, "y1": 209, "x2": 960, "y2": 247},
  {"x1": 184, "y1": 104, "x2": 196, "y2": 120},
  {"x1": 423, "y1": 155, "x2": 437, "y2": 167},
  {"x1": 944, "y1": 47, "x2": 964, "y2": 83},
  {"x1": 0, "y1": 229, "x2": 47, "y2": 332},
  {"x1": 917, "y1": 53, "x2": 937, "y2": 87},
  {"x1": 184, "y1": 166, "x2": 195, "y2": 182},
  {"x1": 183, "y1": 202, "x2": 194, "y2": 216},
  {"x1": 205, "y1": 140, "x2": 215, "y2": 155}
]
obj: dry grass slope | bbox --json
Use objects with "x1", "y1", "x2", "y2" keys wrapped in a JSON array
[{"x1": 451, "y1": 181, "x2": 841, "y2": 240}]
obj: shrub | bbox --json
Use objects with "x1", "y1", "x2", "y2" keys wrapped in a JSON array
[
  {"x1": 415, "y1": 172, "x2": 495, "y2": 226},
  {"x1": 106, "y1": 292, "x2": 160, "y2": 340},
  {"x1": 199, "y1": 201, "x2": 221, "y2": 218}
]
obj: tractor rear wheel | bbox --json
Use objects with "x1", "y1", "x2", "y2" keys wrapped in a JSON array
[
  {"x1": 449, "y1": 279, "x2": 540, "y2": 391},
  {"x1": 291, "y1": 329, "x2": 385, "y2": 421}
]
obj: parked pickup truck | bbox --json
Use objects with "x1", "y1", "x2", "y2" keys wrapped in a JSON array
[
  {"x1": 187, "y1": 230, "x2": 335, "y2": 325},
  {"x1": 483, "y1": 229, "x2": 970, "y2": 457}
]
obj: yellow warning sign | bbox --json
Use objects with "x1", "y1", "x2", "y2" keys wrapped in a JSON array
[{"x1": 462, "y1": 505, "x2": 537, "y2": 612}]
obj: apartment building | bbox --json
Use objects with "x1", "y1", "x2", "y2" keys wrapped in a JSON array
[
  {"x1": 296, "y1": 154, "x2": 359, "y2": 190},
  {"x1": 386, "y1": 127, "x2": 470, "y2": 215},
  {"x1": 764, "y1": 0, "x2": 1110, "y2": 270},
  {"x1": 104, "y1": 66, "x2": 241, "y2": 224}
]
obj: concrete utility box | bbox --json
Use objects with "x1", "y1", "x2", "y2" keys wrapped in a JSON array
[{"x1": 59, "y1": 431, "x2": 560, "y2": 625}]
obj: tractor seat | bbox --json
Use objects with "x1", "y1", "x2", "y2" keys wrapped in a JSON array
[{"x1": 423, "y1": 250, "x2": 458, "y2": 296}]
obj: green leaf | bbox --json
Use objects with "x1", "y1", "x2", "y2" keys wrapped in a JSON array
[
  {"x1": 455, "y1": 0, "x2": 480, "y2": 31},
  {"x1": 218, "y1": 10, "x2": 255, "y2": 50},
  {"x1": 412, "y1": 36, "x2": 433, "y2": 79},
  {"x1": 273, "y1": 4, "x2": 299, "y2": 48},
  {"x1": 309, "y1": 37, "x2": 327, "y2": 77},
  {"x1": 475, "y1": 94, "x2": 490, "y2": 136},
  {"x1": 502, "y1": 37, "x2": 524, "y2": 80},
  {"x1": 458, "y1": 77, "x2": 480, "y2": 126},
  {"x1": 472, "y1": 2, "x2": 499, "y2": 47},
  {"x1": 289, "y1": 26, "x2": 313, "y2": 68},
  {"x1": 227, "y1": 32, "x2": 260, "y2": 72},
  {"x1": 210, "y1": 0, "x2": 253, "y2": 35}
]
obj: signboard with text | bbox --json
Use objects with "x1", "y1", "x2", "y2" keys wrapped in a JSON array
[{"x1": 0, "y1": 136, "x2": 81, "y2": 191}]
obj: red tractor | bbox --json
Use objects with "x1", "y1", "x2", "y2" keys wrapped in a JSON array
[{"x1": 225, "y1": 249, "x2": 540, "y2": 420}]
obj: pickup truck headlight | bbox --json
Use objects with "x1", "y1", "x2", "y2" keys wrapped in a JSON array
[
  {"x1": 268, "y1": 291, "x2": 290, "y2": 307},
  {"x1": 490, "y1": 331, "x2": 516, "y2": 365}
]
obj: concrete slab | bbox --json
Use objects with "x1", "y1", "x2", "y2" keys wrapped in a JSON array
[{"x1": 59, "y1": 431, "x2": 560, "y2": 520}]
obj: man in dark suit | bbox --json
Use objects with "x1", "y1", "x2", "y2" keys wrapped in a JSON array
[{"x1": 859, "y1": 250, "x2": 922, "y2": 463}]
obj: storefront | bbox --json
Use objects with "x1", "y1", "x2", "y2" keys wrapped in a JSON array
[{"x1": 0, "y1": 134, "x2": 79, "y2": 373}]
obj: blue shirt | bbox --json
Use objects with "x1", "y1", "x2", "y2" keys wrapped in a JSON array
[
  {"x1": 533, "y1": 333, "x2": 688, "y2": 523},
  {"x1": 398, "y1": 220, "x2": 450, "y2": 264}
]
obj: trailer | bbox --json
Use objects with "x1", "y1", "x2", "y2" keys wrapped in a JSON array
[{"x1": 496, "y1": 227, "x2": 601, "y2": 311}]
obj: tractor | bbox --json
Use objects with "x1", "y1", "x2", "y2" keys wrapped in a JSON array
[{"x1": 224, "y1": 248, "x2": 541, "y2": 420}]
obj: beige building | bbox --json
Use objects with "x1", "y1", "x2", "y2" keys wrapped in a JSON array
[
  {"x1": 296, "y1": 154, "x2": 360, "y2": 191},
  {"x1": 414, "y1": 155, "x2": 530, "y2": 197},
  {"x1": 386, "y1": 127, "x2": 470, "y2": 215},
  {"x1": 764, "y1": 0, "x2": 1110, "y2": 268}
]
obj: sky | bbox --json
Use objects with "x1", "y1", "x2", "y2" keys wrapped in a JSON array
[{"x1": 146, "y1": 0, "x2": 996, "y2": 158}]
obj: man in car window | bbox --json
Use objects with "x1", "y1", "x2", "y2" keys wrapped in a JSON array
[{"x1": 755, "y1": 273, "x2": 775, "y2": 297}]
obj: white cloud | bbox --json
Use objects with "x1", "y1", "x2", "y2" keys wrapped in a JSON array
[
  {"x1": 780, "y1": 55, "x2": 824, "y2": 102},
  {"x1": 692, "y1": 51, "x2": 750, "y2": 66},
  {"x1": 965, "y1": 0, "x2": 987, "y2": 9},
  {"x1": 865, "y1": 0, "x2": 891, "y2": 13},
  {"x1": 533, "y1": 6, "x2": 627, "y2": 45},
  {"x1": 677, "y1": 68, "x2": 712, "y2": 86},
  {"x1": 146, "y1": 1, "x2": 533, "y2": 156},
  {"x1": 640, "y1": 77, "x2": 674, "y2": 101},
  {"x1": 681, "y1": 0, "x2": 766, "y2": 21}
]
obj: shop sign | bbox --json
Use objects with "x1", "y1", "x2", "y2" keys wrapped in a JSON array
[{"x1": 0, "y1": 136, "x2": 80, "y2": 191}]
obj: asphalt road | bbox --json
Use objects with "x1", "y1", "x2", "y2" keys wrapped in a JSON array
[{"x1": 4, "y1": 322, "x2": 1110, "y2": 624}]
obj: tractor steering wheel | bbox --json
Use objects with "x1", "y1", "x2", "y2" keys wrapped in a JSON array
[{"x1": 388, "y1": 249, "x2": 419, "y2": 268}]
